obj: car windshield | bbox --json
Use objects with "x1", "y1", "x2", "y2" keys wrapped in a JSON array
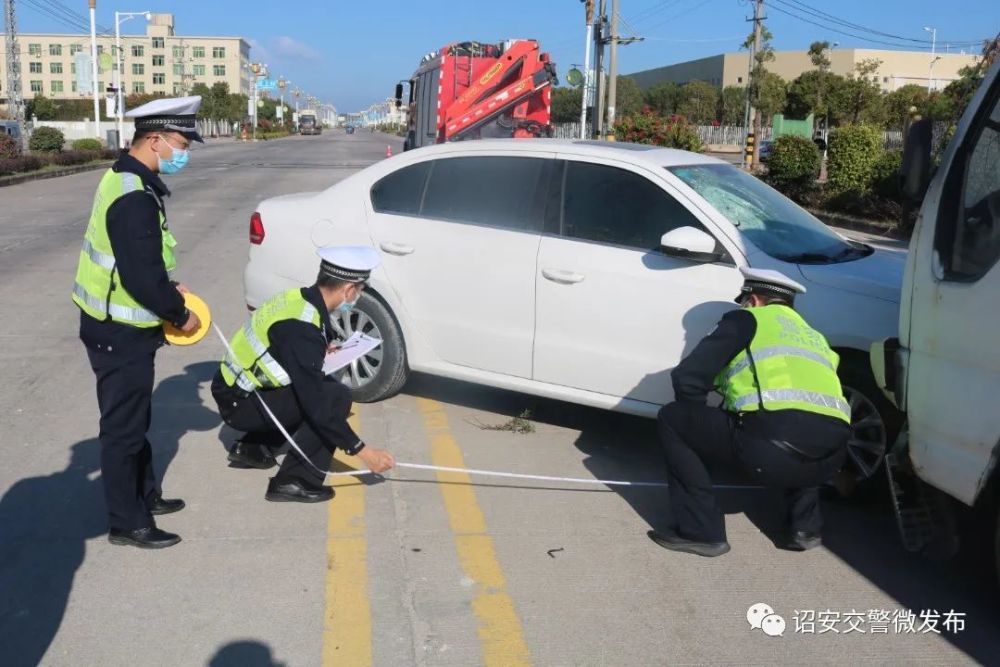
[{"x1": 667, "y1": 164, "x2": 859, "y2": 263}]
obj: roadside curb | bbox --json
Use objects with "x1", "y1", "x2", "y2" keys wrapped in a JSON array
[
  {"x1": 0, "y1": 161, "x2": 112, "y2": 188},
  {"x1": 809, "y1": 208, "x2": 910, "y2": 241}
]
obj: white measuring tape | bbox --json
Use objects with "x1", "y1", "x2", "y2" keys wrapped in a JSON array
[{"x1": 211, "y1": 323, "x2": 757, "y2": 491}]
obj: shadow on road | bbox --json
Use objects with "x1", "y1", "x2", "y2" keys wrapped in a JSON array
[
  {"x1": 0, "y1": 360, "x2": 220, "y2": 666},
  {"x1": 207, "y1": 639, "x2": 286, "y2": 667},
  {"x1": 400, "y1": 371, "x2": 1000, "y2": 662}
]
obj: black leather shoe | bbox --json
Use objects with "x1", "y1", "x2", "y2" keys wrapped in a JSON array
[
  {"x1": 265, "y1": 478, "x2": 334, "y2": 503},
  {"x1": 149, "y1": 495, "x2": 185, "y2": 516},
  {"x1": 647, "y1": 529, "x2": 731, "y2": 557},
  {"x1": 228, "y1": 441, "x2": 277, "y2": 469},
  {"x1": 108, "y1": 526, "x2": 182, "y2": 549},
  {"x1": 777, "y1": 531, "x2": 822, "y2": 551}
]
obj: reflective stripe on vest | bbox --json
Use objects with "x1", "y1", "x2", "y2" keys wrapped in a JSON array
[
  {"x1": 723, "y1": 344, "x2": 836, "y2": 382},
  {"x1": 731, "y1": 388, "x2": 851, "y2": 420},
  {"x1": 71, "y1": 168, "x2": 176, "y2": 328},
  {"x1": 219, "y1": 289, "x2": 323, "y2": 393}
]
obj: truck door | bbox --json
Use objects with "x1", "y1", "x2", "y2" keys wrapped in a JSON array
[{"x1": 904, "y1": 62, "x2": 1000, "y2": 505}]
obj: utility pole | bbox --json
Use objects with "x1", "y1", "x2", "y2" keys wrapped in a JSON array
[
  {"x1": 748, "y1": 0, "x2": 764, "y2": 168},
  {"x1": 579, "y1": 0, "x2": 594, "y2": 139},
  {"x1": 89, "y1": 0, "x2": 100, "y2": 138},
  {"x1": 593, "y1": 0, "x2": 607, "y2": 138},
  {"x1": 605, "y1": 0, "x2": 620, "y2": 140},
  {"x1": 4, "y1": 0, "x2": 25, "y2": 146}
]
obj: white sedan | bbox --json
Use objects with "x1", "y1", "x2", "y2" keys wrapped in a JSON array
[{"x1": 244, "y1": 139, "x2": 904, "y2": 491}]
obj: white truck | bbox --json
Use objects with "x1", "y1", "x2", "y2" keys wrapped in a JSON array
[{"x1": 871, "y1": 55, "x2": 1000, "y2": 579}]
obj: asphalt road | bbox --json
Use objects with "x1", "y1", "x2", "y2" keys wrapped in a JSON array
[{"x1": 0, "y1": 130, "x2": 995, "y2": 666}]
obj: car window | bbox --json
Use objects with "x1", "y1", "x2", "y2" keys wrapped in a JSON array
[
  {"x1": 669, "y1": 164, "x2": 856, "y2": 263},
  {"x1": 370, "y1": 161, "x2": 431, "y2": 216},
  {"x1": 420, "y1": 156, "x2": 547, "y2": 231},
  {"x1": 561, "y1": 161, "x2": 705, "y2": 250},
  {"x1": 934, "y1": 81, "x2": 1000, "y2": 282}
]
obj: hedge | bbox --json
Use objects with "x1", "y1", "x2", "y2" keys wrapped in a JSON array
[
  {"x1": 766, "y1": 135, "x2": 821, "y2": 197},
  {"x1": 615, "y1": 110, "x2": 703, "y2": 152},
  {"x1": 0, "y1": 149, "x2": 112, "y2": 178},
  {"x1": 827, "y1": 124, "x2": 883, "y2": 195},
  {"x1": 72, "y1": 138, "x2": 103, "y2": 151},
  {"x1": 0, "y1": 133, "x2": 21, "y2": 159},
  {"x1": 28, "y1": 126, "x2": 66, "y2": 153}
]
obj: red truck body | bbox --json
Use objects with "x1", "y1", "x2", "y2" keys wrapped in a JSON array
[{"x1": 400, "y1": 39, "x2": 558, "y2": 151}]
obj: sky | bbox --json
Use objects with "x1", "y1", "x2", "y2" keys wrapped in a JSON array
[{"x1": 12, "y1": 0, "x2": 999, "y2": 112}]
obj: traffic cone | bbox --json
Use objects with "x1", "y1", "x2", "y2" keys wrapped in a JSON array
[{"x1": 386, "y1": 145, "x2": 392, "y2": 158}]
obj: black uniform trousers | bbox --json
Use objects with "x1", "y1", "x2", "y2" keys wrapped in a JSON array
[
  {"x1": 86, "y1": 346, "x2": 161, "y2": 531},
  {"x1": 212, "y1": 375, "x2": 353, "y2": 484},
  {"x1": 657, "y1": 402, "x2": 848, "y2": 543}
]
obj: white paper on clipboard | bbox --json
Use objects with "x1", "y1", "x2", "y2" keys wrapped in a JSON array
[{"x1": 323, "y1": 331, "x2": 382, "y2": 375}]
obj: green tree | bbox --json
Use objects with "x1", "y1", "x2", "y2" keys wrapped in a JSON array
[
  {"x1": 756, "y1": 71, "x2": 787, "y2": 124},
  {"x1": 551, "y1": 87, "x2": 583, "y2": 123},
  {"x1": 644, "y1": 81, "x2": 681, "y2": 116},
  {"x1": 717, "y1": 86, "x2": 746, "y2": 125},
  {"x1": 615, "y1": 76, "x2": 643, "y2": 119},
  {"x1": 676, "y1": 80, "x2": 718, "y2": 124},
  {"x1": 742, "y1": 23, "x2": 775, "y2": 161},
  {"x1": 831, "y1": 59, "x2": 886, "y2": 126},
  {"x1": 785, "y1": 71, "x2": 845, "y2": 119},
  {"x1": 884, "y1": 84, "x2": 929, "y2": 129},
  {"x1": 939, "y1": 34, "x2": 999, "y2": 123},
  {"x1": 26, "y1": 95, "x2": 58, "y2": 120}
]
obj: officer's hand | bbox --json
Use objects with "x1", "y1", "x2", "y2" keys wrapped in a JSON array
[
  {"x1": 179, "y1": 310, "x2": 201, "y2": 333},
  {"x1": 175, "y1": 282, "x2": 190, "y2": 295},
  {"x1": 357, "y1": 446, "x2": 395, "y2": 473}
]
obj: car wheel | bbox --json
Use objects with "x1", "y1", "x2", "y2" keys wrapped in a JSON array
[
  {"x1": 328, "y1": 292, "x2": 408, "y2": 403},
  {"x1": 830, "y1": 357, "x2": 903, "y2": 498}
]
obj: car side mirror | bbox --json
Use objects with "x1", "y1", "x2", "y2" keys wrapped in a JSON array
[
  {"x1": 900, "y1": 118, "x2": 933, "y2": 203},
  {"x1": 394, "y1": 83, "x2": 404, "y2": 108},
  {"x1": 660, "y1": 226, "x2": 725, "y2": 262}
]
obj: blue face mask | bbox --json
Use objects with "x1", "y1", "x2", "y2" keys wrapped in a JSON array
[
  {"x1": 157, "y1": 138, "x2": 190, "y2": 174},
  {"x1": 335, "y1": 300, "x2": 355, "y2": 314}
]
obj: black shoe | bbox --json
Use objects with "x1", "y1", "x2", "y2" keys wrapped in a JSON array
[
  {"x1": 228, "y1": 441, "x2": 277, "y2": 469},
  {"x1": 647, "y1": 529, "x2": 731, "y2": 557},
  {"x1": 149, "y1": 495, "x2": 185, "y2": 516},
  {"x1": 777, "y1": 530, "x2": 822, "y2": 551},
  {"x1": 265, "y1": 478, "x2": 334, "y2": 503},
  {"x1": 108, "y1": 526, "x2": 182, "y2": 549}
]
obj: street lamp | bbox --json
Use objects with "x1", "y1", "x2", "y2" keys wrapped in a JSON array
[
  {"x1": 924, "y1": 26, "x2": 937, "y2": 92},
  {"x1": 278, "y1": 76, "x2": 287, "y2": 129},
  {"x1": 247, "y1": 61, "x2": 267, "y2": 141},
  {"x1": 114, "y1": 10, "x2": 152, "y2": 148}
]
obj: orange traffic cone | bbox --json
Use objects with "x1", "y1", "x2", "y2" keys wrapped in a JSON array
[{"x1": 386, "y1": 145, "x2": 392, "y2": 158}]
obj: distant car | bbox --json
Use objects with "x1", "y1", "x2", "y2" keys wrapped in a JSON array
[
  {"x1": 244, "y1": 139, "x2": 905, "y2": 491},
  {"x1": 0, "y1": 120, "x2": 22, "y2": 142},
  {"x1": 758, "y1": 139, "x2": 774, "y2": 162},
  {"x1": 345, "y1": 126, "x2": 356, "y2": 135}
]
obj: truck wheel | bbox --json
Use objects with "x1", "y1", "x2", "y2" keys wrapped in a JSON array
[
  {"x1": 830, "y1": 356, "x2": 904, "y2": 499},
  {"x1": 328, "y1": 291, "x2": 409, "y2": 403}
]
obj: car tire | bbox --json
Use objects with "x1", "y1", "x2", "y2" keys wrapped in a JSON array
[
  {"x1": 329, "y1": 291, "x2": 408, "y2": 403},
  {"x1": 830, "y1": 354, "x2": 904, "y2": 499}
]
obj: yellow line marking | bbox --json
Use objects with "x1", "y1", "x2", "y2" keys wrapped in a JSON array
[
  {"x1": 322, "y1": 412, "x2": 372, "y2": 667},
  {"x1": 416, "y1": 398, "x2": 532, "y2": 667}
]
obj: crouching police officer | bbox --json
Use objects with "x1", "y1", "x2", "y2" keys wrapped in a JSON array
[
  {"x1": 211, "y1": 246, "x2": 395, "y2": 502},
  {"x1": 649, "y1": 268, "x2": 850, "y2": 557}
]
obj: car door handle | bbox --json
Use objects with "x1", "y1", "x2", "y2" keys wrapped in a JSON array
[
  {"x1": 541, "y1": 268, "x2": 585, "y2": 284},
  {"x1": 379, "y1": 242, "x2": 414, "y2": 256}
]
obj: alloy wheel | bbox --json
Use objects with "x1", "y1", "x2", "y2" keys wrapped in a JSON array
[
  {"x1": 840, "y1": 385, "x2": 888, "y2": 484},
  {"x1": 329, "y1": 308, "x2": 383, "y2": 389}
]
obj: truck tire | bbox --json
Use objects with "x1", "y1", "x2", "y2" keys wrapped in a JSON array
[
  {"x1": 831, "y1": 354, "x2": 904, "y2": 499},
  {"x1": 331, "y1": 291, "x2": 409, "y2": 403}
]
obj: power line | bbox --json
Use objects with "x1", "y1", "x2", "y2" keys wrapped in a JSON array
[
  {"x1": 640, "y1": 0, "x2": 714, "y2": 34},
  {"x1": 768, "y1": 3, "x2": 941, "y2": 51}
]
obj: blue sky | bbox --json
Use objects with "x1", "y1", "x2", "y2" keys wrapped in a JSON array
[{"x1": 14, "y1": 0, "x2": 998, "y2": 112}]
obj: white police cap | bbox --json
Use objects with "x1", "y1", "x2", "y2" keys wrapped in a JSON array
[
  {"x1": 736, "y1": 266, "x2": 806, "y2": 303},
  {"x1": 126, "y1": 95, "x2": 204, "y2": 142},
  {"x1": 317, "y1": 246, "x2": 381, "y2": 283}
]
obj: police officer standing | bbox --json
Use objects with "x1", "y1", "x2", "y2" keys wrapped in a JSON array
[
  {"x1": 211, "y1": 246, "x2": 395, "y2": 501},
  {"x1": 73, "y1": 96, "x2": 203, "y2": 549},
  {"x1": 649, "y1": 268, "x2": 850, "y2": 557}
]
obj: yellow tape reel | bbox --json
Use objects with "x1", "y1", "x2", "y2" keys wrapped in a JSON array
[{"x1": 163, "y1": 292, "x2": 211, "y2": 346}]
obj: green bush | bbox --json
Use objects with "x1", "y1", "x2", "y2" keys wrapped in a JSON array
[
  {"x1": 72, "y1": 138, "x2": 103, "y2": 151},
  {"x1": 0, "y1": 133, "x2": 21, "y2": 159},
  {"x1": 827, "y1": 124, "x2": 883, "y2": 195},
  {"x1": 766, "y1": 135, "x2": 821, "y2": 195},
  {"x1": 28, "y1": 126, "x2": 66, "y2": 153},
  {"x1": 615, "y1": 109, "x2": 703, "y2": 152},
  {"x1": 872, "y1": 150, "x2": 903, "y2": 199},
  {"x1": 52, "y1": 150, "x2": 101, "y2": 166}
]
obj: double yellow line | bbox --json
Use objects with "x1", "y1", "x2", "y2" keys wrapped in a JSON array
[{"x1": 321, "y1": 401, "x2": 531, "y2": 666}]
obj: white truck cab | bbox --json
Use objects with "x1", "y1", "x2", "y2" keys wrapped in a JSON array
[{"x1": 871, "y1": 56, "x2": 1000, "y2": 575}]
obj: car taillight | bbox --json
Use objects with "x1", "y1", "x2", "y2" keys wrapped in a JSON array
[{"x1": 249, "y1": 211, "x2": 265, "y2": 245}]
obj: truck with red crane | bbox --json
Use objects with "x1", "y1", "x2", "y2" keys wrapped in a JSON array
[{"x1": 394, "y1": 39, "x2": 558, "y2": 151}]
